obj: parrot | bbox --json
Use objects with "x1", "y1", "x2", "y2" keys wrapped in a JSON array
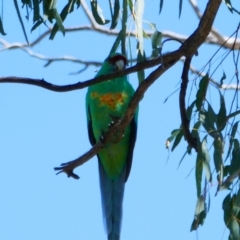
[{"x1": 86, "y1": 52, "x2": 138, "y2": 240}]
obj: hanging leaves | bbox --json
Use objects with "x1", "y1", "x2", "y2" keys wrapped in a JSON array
[
  {"x1": 199, "y1": 108, "x2": 216, "y2": 138},
  {"x1": 225, "y1": 121, "x2": 239, "y2": 161},
  {"x1": 195, "y1": 74, "x2": 209, "y2": 111},
  {"x1": 222, "y1": 0, "x2": 233, "y2": 13},
  {"x1": 179, "y1": 0, "x2": 183, "y2": 18},
  {"x1": 109, "y1": 0, "x2": 120, "y2": 30},
  {"x1": 91, "y1": 0, "x2": 110, "y2": 25},
  {"x1": 216, "y1": 92, "x2": 227, "y2": 132},
  {"x1": 195, "y1": 153, "x2": 203, "y2": 198},
  {"x1": 190, "y1": 196, "x2": 207, "y2": 231},
  {"x1": 49, "y1": 0, "x2": 77, "y2": 40},
  {"x1": 135, "y1": 0, "x2": 144, "y2": 55},
  {"x1": 223, "y1": 193, "x2": 240, "y2": 240},
  {"x1": 150, "y1": 30, "x2": 162, "y2": 58},
  {"x1": 13, "y1": 0, "x2": 29, "y2": 44},
  {"x1": 137, "y1": 44, "x2": 146, "y2": 84}
]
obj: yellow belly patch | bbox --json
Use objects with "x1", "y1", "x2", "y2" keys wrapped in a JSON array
[{"x1": 91, "y1": 92, "x2": 127, "y2": 110}]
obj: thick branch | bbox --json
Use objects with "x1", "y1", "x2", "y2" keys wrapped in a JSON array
[
  {"x1": 181, "y1": 0, "x2": 222, "y2": 56},
  {"x1": 188, "y1": 0, "x2": 225, "y2": 44},
  {"x1": 54, "y1": 58, "x2": 179, "y2": 178},
  {"x1": 54, "y1": 0, "x2": 222, "y2": 178},
  {"x1": 0, "y1": 50, "x2": 182, "y2": 91}
]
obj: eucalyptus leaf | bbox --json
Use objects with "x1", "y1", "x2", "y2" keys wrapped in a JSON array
[
  {"x1": 159, "y1": 0, "x2": 163, "y2": 14},
  {"x1": 91, "y1": 0, "x2": 110, "y2": 25},
  {"x1": 225, "y1": 121, "x2": 239, "y2": 161},
  {"x1": 195, "y1": 153, "x2": 203, "y2": 198},
  {"x1": 217, "y1": 92, "x2": 227, "y2": 132},
  {"x1": 137, "y1": 48, "x2": 146, "y2": 84},
  {"x1": 135, "y1": 0, "x2": 144, "y2": 55},
  {"x1": 195, "y1": 75, "x2": 209, "y2": 111},
  {"x1": 110, "y1": 0, "x2": 120, "y2": 30},
  {"x1": 0, "y1": 16, "x2": 7, "y2": 35}
]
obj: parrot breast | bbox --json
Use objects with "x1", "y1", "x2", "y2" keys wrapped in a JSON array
[{"x1": 90, "y1": 91, "x2": 128, "y2": 110}]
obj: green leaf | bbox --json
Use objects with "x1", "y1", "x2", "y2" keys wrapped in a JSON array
[
  {"x1": 127, "y1": 0, "x2": 134, "y2": 16},
  {"x1": 223, "y1": 0, "x2": 233, "y2": 13},
  {"x1": 207, "y1": 103, "x2": 216, "y2": 125},
  {"x1": 159, "y1": 0, "x2": 163, "y2": 14},
  {"x1": 225, "y1": 121, "x2": 239, "y2": 161},
  {"x1": 110, "y1": 0, "x2": 120, "y2": 30},
  {"x1": 229, "y1": 219, "x2": 240, "y2": 240},
  {"x1": 49, "y1": 8, "x2": 65, "y2": 40},
  {"x1": 137, "y1": 47, "x2": 146, "y2": 84},
  {"x1": 223, "y1": 194, "x2": 232, "y2": 224},
  {"x1": 142, "y1": 30, "x2": 149, "y2": 39},
  {"x1": 223, "y1": 193, "x2": 240, "y2": 240},
  {"x1": 13, "y1": 0, "x2": 29, "y2": 44},
  {"x1": 135, "y1": 0, "x2": 144, "y2": 55},
  {"x1": 31, "y1": 19, "x2": 43, "y2": 32},
  {"x1": 144, "y1": 21, "x2": 156, "y2": 31},
  {"x1": 191, "y1": 121, "x2": 201, "y2": 139},
  {"x1": 150, "y1": 48, "x2": 160, "y2": 59},
  {"x1": 223, "y1": 165, "x2": 230, "y2": 177},
  {"x1": 195, "y1": 153, "x2": 203, "y2": 198},
  {"x1": 171, "y1": 129, "x2": 183, "y2": 151},
  {"x1": 201, "y1": 136, "x2": 212, "y2": 182},
  {"x1": 75, "y1": 0, "x2": 81, "y2": 8},
  {"x1": 43, "y1": 0, "x2": 57, "y2": 18},
  {"x1": 179, "y1": 0, "x2": 183, "y2": 18},
  {"x1": 213, "y1": 135, "x2": 224, "y2": 180},
  {"x1": 199, "y1": 109, "x2": 216, "y2": 138},
  {"x1": 32, "y1": 0, "x2": 40, "y2": 22},
  {"x1": 186, "y1": 100, "x2": 196, "y2": 120},
  {"x1": 167, "y1": 129, "x2": 181, "y2": 143},
  {"x1": 190, "y1": 197, "x2": 206, "y2": 231},
  {"x1": 234, "y1": 189, "x2": 240, "y2": 215},
  {"x1": 151, "y1": 31, "x2": 162, "y2": 49},
  {"x1": 21, "y1": 0, "x2": 32, "y2": 7},
  {"x1": 195, "y1": 74, "x2": 209, "y2": 111},
  {"x1": 0, "y1": 16, "x2": 7, "y2": 36},
  {"x1": 91, "y1": 0, "x2": 110, "y2": 25},
  {"x1": 177, "y1": 149, "x2": 188, "y2": 169},
  {"x1": 217, "y1": 92, "x2": 227, "y2": 132},
  {"x1": 229, "y1": 139, "x2": 240, "y2": 175},
  {"x1": 50, "y1": 1, "x2": 75, "y2": 40}
]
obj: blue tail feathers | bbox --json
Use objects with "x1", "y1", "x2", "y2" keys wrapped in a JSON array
[{"x1": 98, "y1": 161, "x2": 126, "y2": 240}]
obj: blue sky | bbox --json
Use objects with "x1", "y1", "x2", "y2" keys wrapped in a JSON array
[{"x1": 0, "y1": 1, "x2": 239, "y2": 239}]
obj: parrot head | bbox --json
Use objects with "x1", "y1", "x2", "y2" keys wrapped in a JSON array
[{"x1": 106, "y1": 53, "x2": 127, "y2": 72}]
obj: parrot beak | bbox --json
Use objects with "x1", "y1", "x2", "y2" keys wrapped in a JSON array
[{"x1": 115, "y1": 59, "x2": 125, "y2": 71}]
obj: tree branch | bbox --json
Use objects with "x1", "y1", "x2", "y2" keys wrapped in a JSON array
[
  {"x1": 188, "y1": 0, "x2": 226, "y2": 46},
  {"x1": 0, "y1": 50, "x2": 182, "y2": 91},
  {"x1": 54, "y1": 58, "x2": 179, "y2": 178},
  {"x1": 53, "y1": 0, "x2": 222, "y2": 178}
]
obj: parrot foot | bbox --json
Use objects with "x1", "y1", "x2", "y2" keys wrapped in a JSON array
[
  {"x1": 54, "y1": 162, "x2": 80, "y2": 180},
  {"x1": 106, "y1": 115, "x2": 125, "y2": 144},
  {"x1": 108, "y1": 114, "x2": 121, "y2": 127}
]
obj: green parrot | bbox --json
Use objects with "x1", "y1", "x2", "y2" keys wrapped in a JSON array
[{"x1": 86, "y1": 52, "x2": 138, "y2": 240}]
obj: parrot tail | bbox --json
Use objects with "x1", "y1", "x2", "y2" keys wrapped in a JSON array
[{"x1": 98, "y1": 160, "x2": 126, "y2": 240}]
